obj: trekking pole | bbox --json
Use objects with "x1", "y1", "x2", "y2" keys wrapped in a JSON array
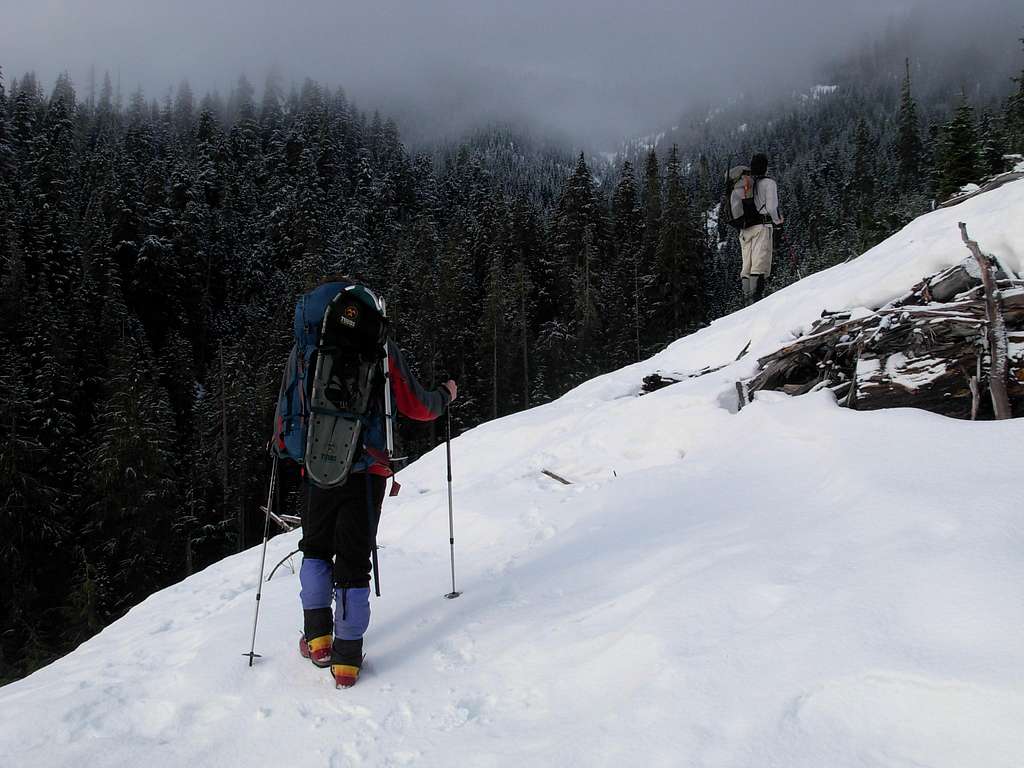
[
  {"x1": 780, "y1": 228, "x2": 803, "y2": 280},
  {"x1": 245, "y1": 455, "x2": 279, "y2": 666},
  {"x1": 368, "y1": 472, "x2": 382, "y2": 598},
  {"x1": 444, "y1": 407, "x2": 461, "y2": 599}
]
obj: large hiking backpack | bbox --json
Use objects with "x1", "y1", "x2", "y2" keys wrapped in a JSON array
[
  {"x1": 740, "y1": 173, "x2": 771, "y2": 228},
  {"x1": 722, "y1": 165, "x2": 773, "y2": 230},
  {"x1": 272, "y1": 281, "x2": 391, "y2": 488},
  {"x1": 721, "y1": 165, "x2": 749, "y2": 231}
]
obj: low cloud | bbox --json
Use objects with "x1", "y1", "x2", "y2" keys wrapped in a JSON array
[{"x1": 2, "y1": 0, "x2": 1021, "y2": 147}]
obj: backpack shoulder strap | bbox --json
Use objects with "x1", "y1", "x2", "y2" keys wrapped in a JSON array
[{"x1": 753, "y1": 176, "x2": 773, "y2": 220}]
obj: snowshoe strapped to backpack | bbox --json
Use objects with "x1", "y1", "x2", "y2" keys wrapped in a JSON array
[{"x1": 272, "y1": 281, "x2": 389, "y2": 488}]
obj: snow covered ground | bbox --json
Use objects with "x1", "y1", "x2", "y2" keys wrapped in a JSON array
[{"x1": 2, "y1": 181, "x2": 1024, "y2": 767}]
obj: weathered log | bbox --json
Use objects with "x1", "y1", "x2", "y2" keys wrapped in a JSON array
[
  {"x1": 854, "y1": 348, "x2": 979, "y2": 418},
  {"x1": 960, "y1": 222, "x2": 1012, "y2": 419},
  {"x1": 755, "y1": 316, "x2": 870, "y2": 369},
  {"x1": 937, "y1": 171, "x2": 1024, "y2": 209},
  {"x1": 891, "y1": 259, "x2": 979, "y2": 306}
]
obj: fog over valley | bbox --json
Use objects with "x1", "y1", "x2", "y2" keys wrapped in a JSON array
[{"x1": 2, "y1": 0, "x2": 1022, "y2": 147}]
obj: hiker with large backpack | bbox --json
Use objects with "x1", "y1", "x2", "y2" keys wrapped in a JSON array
[
  {"x1": 723, "y1": 152, "x2": 784, "y2": 304},
  {"x1": 271, "y1": 275, "x2": 456, "y2": 688}
]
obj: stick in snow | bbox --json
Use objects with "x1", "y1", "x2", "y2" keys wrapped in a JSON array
[{"x1": 541, "y1": 469, "x2": 573, "y2": 485}]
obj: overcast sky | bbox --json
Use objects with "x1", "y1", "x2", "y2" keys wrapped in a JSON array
[{"x1": 1, "y1": 0, "x2": 1020, "y2": 146}]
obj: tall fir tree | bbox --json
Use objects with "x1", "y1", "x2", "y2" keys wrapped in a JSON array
[
  {"x1": 938, "y1": 96, "x2": 980, "y2": 199},
  {"x1": 849, "y1": 118, "x2": 880, "y2": 250},
  {"x1": 608, "y1": 160, "x2": 646, "y2": 364},
  {"x1": 173, "y1": 80, "x2": 194, "y2": 138},
  {"x1": 1005, "y1": 38, "x2": 1024, "y2": 153},
  {"x1": 896, "y1": 59, "x2": 923, "y2": 184},
  {"x1": 551, "y1": 153, "x2": 605, "y2": 371},
  {"x1": 641, "y1": 148, "x2": 661, "y2": 272},
  {"x1": 654, "y1": 145, "x2": 704, "y2": 341},
  {"x1": 0, "y1": 66, "x2": 14, "y2": 256},
  {"x1": 976, "y1": 111, "x2": 1008, "y2": 176},
  {"x1": 83, "y1": 329, "x2": 178, "y2": 619}
]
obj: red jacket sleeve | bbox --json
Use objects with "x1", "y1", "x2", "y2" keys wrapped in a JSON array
[{"x1": 387, "y1": 341, "x2": 450, "y2": 422}]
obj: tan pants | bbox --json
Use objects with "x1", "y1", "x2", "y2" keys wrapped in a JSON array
[
  {"x1": 740, "y1": 223, "x2": 773, "y2": 278},
  {"x1": 739, "y1": 224, "x2": 773, "y2": 301}
]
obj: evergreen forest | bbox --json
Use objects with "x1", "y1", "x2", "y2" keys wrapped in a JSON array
[{"x1": 2, "y1": 34, "x2": 1023, "y2": 682}]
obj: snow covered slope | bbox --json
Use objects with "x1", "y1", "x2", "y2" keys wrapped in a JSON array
[{"x1": 3, "y1": 182, "x2": 1024, "y2": 768}]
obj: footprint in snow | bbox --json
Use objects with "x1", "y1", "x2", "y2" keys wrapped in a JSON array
[{"x1": 432, "y1": 632, "x2": 476, "y2": 672}]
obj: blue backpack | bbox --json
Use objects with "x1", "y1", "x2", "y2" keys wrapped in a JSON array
[{"x1": 271, "y1": 281, "x2": 389, "y2": 472}]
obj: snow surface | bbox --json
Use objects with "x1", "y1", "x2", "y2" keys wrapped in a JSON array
[{"x1": 2, "y1": 180, "x2": 1024, "y2": 768}]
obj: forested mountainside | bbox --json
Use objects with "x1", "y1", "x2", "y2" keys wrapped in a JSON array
[
  {"x1": 607, "y1": 26, "x2": 1024, "y2": 320},
  {"x1": 1, "y1": 29, "x2": 1023, "y2": 681}
]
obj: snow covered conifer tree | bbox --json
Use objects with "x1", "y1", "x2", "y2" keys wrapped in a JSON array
[
  {"x1": 654, "y1": 144, "x2": 704, "y2": 341},
  {"x1": 173, "y1": 80, "x2": 194, "y2": 139},
  {"x1": 10, "y1": 80, "x2": 40, "y2": 194},
  {"x1": 83, "y1": 329, "x2": 178, "y2": 617},
  {"x1": 49, "y1": 73, "x2": 76, "y2": 113},
  {"x1": 976, "y1": 111, "x2": 1008, "y2": 176},
  {"x1": 28, "y1": 94, "x2": 81, "y2": 299},
  {"x1": 1005, "y1": 38, "x2": 1024, "y2": 153},
  {"x1": 480, "y1": 248, "x2": 513, "y2": 419},
  {"x1": 608, "y1": 160, "x2": 646, "y2": 364},
  {"x1": 641, "y1": 148, "x2": 661, "y2": 274},
  {"x1": 259, "y1": 68, "x2": 285, "y2": 152},
  {"x1": 552, "y1": 153, "x2": 605, "y2": 369},
  {"x1": 896, "y1": 59, "x2": 923, "y2": 184},
  {"x1": 0, "y1": 67, "x2": 13, "y2": 251},
  {"x1": 849, "y1": 118, "x2": 882, "y2": 250},
  {"x1": 938, "y1": 97, "x2": 980, "y2": 199},
  {"x1": 508, "y1": 195, "x2": 541, "y2": 409}
]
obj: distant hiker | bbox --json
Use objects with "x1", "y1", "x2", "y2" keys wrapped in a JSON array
[
  {"x1": 272, "y1": 276, "x2": 456, "y2": 688},
  {"x1": 725, "y1": 153, "x2": 784, "y2": 304}
]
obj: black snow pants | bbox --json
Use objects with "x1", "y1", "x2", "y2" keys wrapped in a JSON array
[{"x1": 300, "y1": 472, "x2": 387, "y2": 588}]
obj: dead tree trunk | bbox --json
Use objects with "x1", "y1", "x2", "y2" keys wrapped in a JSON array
[{"x1": 960, "y1": 222, "x2": 1012, "y2": 420}]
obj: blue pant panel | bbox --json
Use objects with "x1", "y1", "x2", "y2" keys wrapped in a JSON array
[
  {"x1": 335, "y1": 587, "x2": 371, "y2": 640},
  {"x1": 299, "y1": 558, "x2": 333, "y2": 610}
]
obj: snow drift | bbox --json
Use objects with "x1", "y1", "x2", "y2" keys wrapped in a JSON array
[{"x1": 2, "y1": 180, "x2": 1023, "y2": 768}]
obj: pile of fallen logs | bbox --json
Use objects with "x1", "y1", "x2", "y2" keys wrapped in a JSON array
[{"x1": 739, "y1": 223, "x2": 1024, "y2": 420}]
